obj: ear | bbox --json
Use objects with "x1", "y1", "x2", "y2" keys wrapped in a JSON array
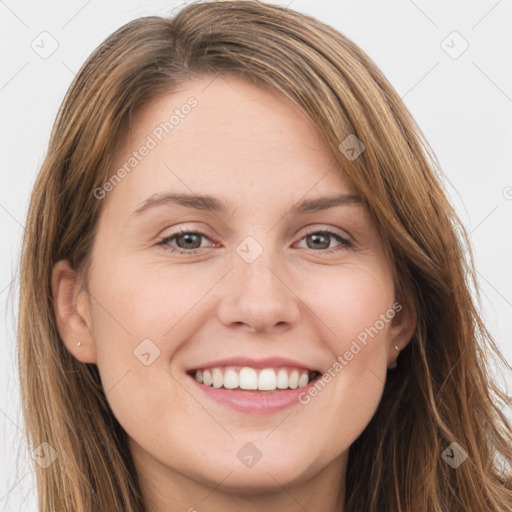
[
  {"x1": 386, "y1": 296, "x2": 416, "y2": 367},
  {"x1": 51, "y1": 259, "x2": 97, "y2": 363}
]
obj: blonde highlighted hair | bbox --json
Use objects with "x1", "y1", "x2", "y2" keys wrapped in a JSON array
[{"x1": 18, "y1": 1, "x2": 512, "y2": 510}]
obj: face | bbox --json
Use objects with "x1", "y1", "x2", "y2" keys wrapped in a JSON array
[{"x1": 53, "y1": 75, "x2": 414, "y2": 508}]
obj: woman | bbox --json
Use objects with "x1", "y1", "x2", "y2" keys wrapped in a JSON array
[{"x1": 18, "y1": 1, "x2": 512, "y2": 510}]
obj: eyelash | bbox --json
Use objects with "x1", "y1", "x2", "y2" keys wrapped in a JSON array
[{"x1": 157, "y1": 227, "x2": 352, "y2": 255}]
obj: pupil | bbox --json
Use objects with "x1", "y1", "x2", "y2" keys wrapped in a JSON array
[
  {"x1": 309, "y1": 233, "x2": 329, "y2": 249},
  {"x1": 180, "y1": 233, "x2": 200, "y2": 249}
]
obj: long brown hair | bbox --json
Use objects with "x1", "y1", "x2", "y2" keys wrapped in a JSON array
[{"x1": 18, "y1": 1, "x2": 512, "y2": 510}]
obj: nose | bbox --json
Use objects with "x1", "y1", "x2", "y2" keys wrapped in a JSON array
[{"x1": 216, "y1": 249, "x2": 301, "y2": 334}]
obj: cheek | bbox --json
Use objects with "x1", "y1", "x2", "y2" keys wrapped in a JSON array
[
  {"x1": 89, "y1": 258, "x2": 213, "y2": 345},
  {"x1": 295, "y1": 266, "x2": 392, "y2": 440},
  {"x1": 85, "y1": 261, "x2": 213, "y2": 424},
  {"x1": 309, "y1": 264, "x2": 394, "y2": 357}
]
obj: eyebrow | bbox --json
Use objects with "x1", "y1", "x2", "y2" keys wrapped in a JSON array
[{"x1": 131, "y1": 192, "x2": 362, "y2": 217}]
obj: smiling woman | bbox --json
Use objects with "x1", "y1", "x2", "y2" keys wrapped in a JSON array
[{"x1": 17, "y1": 1, "x2": 512, "y2": 512}]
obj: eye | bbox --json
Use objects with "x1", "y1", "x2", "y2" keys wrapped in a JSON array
[
  {"x1": 157, "y1": 227, "x2": 352, "y2": 255},
  {"x1": 296, "y1": 228, "x2": 352, "y2": 254},
  {"x1": 157, "y1": 229, "x2": 214, "y2": 254}
]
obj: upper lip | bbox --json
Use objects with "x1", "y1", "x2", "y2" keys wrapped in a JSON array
[{"x1": 187, "y1": 356, "x2": 321, "y2": 373}]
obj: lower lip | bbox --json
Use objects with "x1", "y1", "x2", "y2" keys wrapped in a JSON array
[{"x1": 188, "y1": 373, "x2": 320, "y2": 414}]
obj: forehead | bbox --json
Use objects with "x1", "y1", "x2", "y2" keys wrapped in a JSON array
[{"x1": 104, "y1": 75, "x2": 358, "y2": 215}]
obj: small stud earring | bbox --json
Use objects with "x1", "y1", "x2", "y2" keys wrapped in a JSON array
[
  {"x1": 387, "y1": 345, "x2": 400, "y2": 370},
  {"x1": 76, "y1": 342, "x2": 81, "y2": 346}
]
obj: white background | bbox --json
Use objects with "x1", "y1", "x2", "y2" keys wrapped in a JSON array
[{"x1": 1, "y1": 0, "x2": 511, "y2": 509}]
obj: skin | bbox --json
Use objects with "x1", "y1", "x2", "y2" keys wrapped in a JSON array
[{"x1": 52, "y1": 75, "x2": 416, "y2": 512}]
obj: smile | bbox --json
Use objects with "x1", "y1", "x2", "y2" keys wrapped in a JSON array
[{"x1": 190, "y1": 366, "x2": 321, "y2": 392}]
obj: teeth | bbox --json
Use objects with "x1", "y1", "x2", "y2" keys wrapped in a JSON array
[
  {"x1": 212, "y1": 368, "x2": 223, "y2": 388},
  {"x1": 239, "y1": 367, "x2": 257, "y2": 390},
  {"x1": 258, "y1": 369, "x2": 276, "y2": 390},
  {"x1": 289, "y1": 369, "x2": 299, "y2": 389},
  {"x1": 298, "y1": 372, "x2": 309, "y2": 388},
  {"x1": 202, "y1": 370, "x2": 213, "y2": 386},
  {"x1": 193, "y1": 366, "x2": 316, "y2": 391},
  {"x1": 276, "y1": 368, "x2": 288, "y2": 389},
  {"x1": 223, "y1": 369, "x2": 239, "y2": 389}
]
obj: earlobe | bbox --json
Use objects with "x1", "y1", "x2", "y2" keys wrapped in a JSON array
[
  {"x1": 51, "y1": 259, "x2": 97, "y2": 363},
  {"x1": 387, "y1": 299, "x2": 417, "y2": 367}
]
